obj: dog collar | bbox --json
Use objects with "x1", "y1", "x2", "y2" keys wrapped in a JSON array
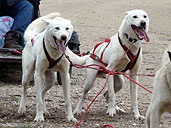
[
  {"x1": 125, "y1": 33, "x2": 138, "y2": 43},
  {"x1": 43, "y1": 38, "x2": 64, "y2": 69},
  {"x1": 168, "y1": 51, "x2": 171, "y2": 61},
  {"x1": 118, "y1": 33, "x2": 141, "y2": 72}
]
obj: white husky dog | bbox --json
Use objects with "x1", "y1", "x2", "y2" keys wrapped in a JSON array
[
  {"x1": 73, "y1": 10, "x2": 150, "y2": 119},
  {"x1": 18, "y1": 13, "x2": 88, "y2": 122},
  {"x1": 146, "y1": 45, "x2": 171, "y2": 128}
]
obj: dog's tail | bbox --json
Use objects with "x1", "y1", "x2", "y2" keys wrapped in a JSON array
[
  {"x1": 24, "y1": 12, "x2": 61, "y2": 43},
  {"x1": 65, "y1": 48, "x2": 89, "y2": 65}
]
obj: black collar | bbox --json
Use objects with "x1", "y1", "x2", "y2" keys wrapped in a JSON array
[
  {"x1": 124, "y1": 33, "x2": 138, "y2": 43},
  {"x1": 168, "y1": 51, "x2": 171, "y2": 61},
  {"x1": 118, "y1": 33, "x2": 141, "y2": 72},
  {"x1": 43, "y1": 39, "x2": 64, "y2": 69}
]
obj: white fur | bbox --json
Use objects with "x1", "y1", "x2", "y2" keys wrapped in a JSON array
[
  {"x1": 73, "y1": 10, "x2": 150, "y2": 120},
  {"x1": 24, "y1": 12, "x2": 61, "y2": 43},
  {"x1": 18, "y1": 13, "x2": 88, "y2": 122},
  {"x1": 146, "y1": 45, "x2": 171, "y2": 128}
]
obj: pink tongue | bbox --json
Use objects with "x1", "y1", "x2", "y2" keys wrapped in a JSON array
[
  {"x1": 58, "y1": 41, "x2": 66, "y2": 54},
  {"x1": 136, "y1": 27, "x2": 150, "y2": 42}
]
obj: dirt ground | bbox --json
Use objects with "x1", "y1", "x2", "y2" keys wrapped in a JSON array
[{"x1": 0, "y1": 0, "x2": 171, "y2": 128}]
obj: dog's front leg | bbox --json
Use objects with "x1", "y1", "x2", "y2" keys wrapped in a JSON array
[
  {"x1": 106, "y1": 56, "x2": 121, "y2": 117},
  {"x1": 130, "y1": 69, "x2": 145, "y2": 119},
  {"x1": 107, "y1": 74, "x2": 116, "y2": 116},
  {"x1": 42, "y1": 70, "x2": 56, "y2": 116},
  {"x1": 60, "y1": 71, "x2": 77, "y2": 122},
  {"x1": 146, "y1": 104, "x2": 151, "y2": 128},
  {"x1": 106, "y1": 64, "x2": 116, "y2": 116},
  {"x1": 34, "y1": 70, "x2": 45, "y2": 121}
]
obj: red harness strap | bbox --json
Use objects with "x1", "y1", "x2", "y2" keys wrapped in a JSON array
[
  {"x1": 118, "y1": 34, "x2": 141, "y2": 72},
  {"x1": 90, "y1": 36, "x2": 140, "y2": 73},
  {"x1": 31, "y1": 34, "x2": 38, "y2": 46},
  {"x1": 90, "y1": 38, "x2": 111, "y2": 67},
  {"x1": 43, "y1": 38, "x2": 64, "y2": 69}
]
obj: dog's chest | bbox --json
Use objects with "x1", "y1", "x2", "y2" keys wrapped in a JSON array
[
  {"x1": 165, "y1": 103, "x2": 171, "y2": 113},
  {"x1": 114, "y1": 57, "x2": 130, "y2": 71}
]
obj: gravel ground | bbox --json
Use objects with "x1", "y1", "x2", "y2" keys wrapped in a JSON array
[{"x1": 0, "y1": 0, "x2": 171, "y2": 128}]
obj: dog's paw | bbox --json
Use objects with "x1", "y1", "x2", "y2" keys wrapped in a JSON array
[
  {"x1": 116, "y1": 105, "x2": 125, "y2": 113},
  {"x1": 34, "y1": 115, "x2": 45, "y2": 122},
  {"x1": 67, "y1": 116, "x2": 77, "y2": 122},
  {"x1": 135, "y1": 114, "x2": 145, "y2": 120},
  {"x1": 106, "y1": 106, "x2": 116, "y2": 117},
  {"x1": 73, "y1": 109, "x2": 85, "y2": 116},
  {"x1": 18, "y1": 106, "x2": 26, "y2": 114},
  {"x1": 44, "y1": 110, "x2": 51, "y2": 116}
]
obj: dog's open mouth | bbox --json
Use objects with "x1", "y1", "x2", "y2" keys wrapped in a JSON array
[
  {"x1": 53, "y1": 36, "x2": 66, "y2": 54},
  {"x1": 131, "y1": 25, "x2": 149, "y2": 42}
]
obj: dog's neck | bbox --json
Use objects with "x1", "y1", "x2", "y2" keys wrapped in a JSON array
[
  {"x1": 124, "y1": 33, "x2": 138, "y2": 43},
  {"x1": 44, "y1": 35, "x2": 63, "y2": 59},
  {"x1": 118, "y1": 32, "x2": 141, "y2": 55}
]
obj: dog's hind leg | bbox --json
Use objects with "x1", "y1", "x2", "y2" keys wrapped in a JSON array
[
  {"x1": 104, "y1": 75, "x2": 124, "y2": 99},
  {"x1": 42, "y1": 70, "x2": 55, "y2": 116},
  {"x1": 18, "y1": 57, "x2": 35, "y2": 114},
  {"x1": 73, "y1": 68, "x2": 98, "y2": 115},
  {"x1": 113, "y1": 75, "x2": 125, "y2": 113},
  {"x1": 60, "y1": 70, "x2": 77, "y2": 122}
]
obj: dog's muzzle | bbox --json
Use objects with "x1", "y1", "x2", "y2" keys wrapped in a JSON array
[
  {"x1": 131, "y1": 23, "x2": 149, "y2": 42},
  {"x1": 53, "y1": 36, "x2": 67, "y2": 54}
]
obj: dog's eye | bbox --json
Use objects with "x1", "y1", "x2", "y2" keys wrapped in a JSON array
[
  {"x1": 55, "y1": 27, "x2": 60, "y2": 30},
  {"x1": 66, "y1": 27, "x2": 69, "y2": 30},
  {"x1": 133, "y1": 15, "x2": 138, "y2": 18},
  {"x1": 144, "y1": 15, "x2": 147, "y2": 18}
]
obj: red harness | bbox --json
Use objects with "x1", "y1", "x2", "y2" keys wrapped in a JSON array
[
  {"x1": 90, "y1": 36, "x2": 140, "y2": 72},
  {"x1": 31, "y1": 35, "x2": 63, "y2": 69},
  {"x1": 42, "y1": 39, "x2": 64, "y2": 69},
  {"x1": 118, "y1": 34, "x2": 141, "y2": 72},
  {"x1": 90, "y1": 38, "x2": 110, "y2": 67},
  {"x1": 31, "y1": 34, "x2": 38, "y2": 46}
]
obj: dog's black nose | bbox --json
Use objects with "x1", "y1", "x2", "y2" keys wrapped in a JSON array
[
  {"x1": 140, "y1": 20, "x2": 146, "y2": 27},
  {"x1": 61, "y1": 35, "x2": 67, "y2": 41}
]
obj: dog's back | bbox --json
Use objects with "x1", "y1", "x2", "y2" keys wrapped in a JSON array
[
  {"x1": 161, "y1": 45, "x2": 171, "y2": 90},
  {"x1": 166, "y1": 52, "x2": 171, "y2": 92},
  {"x1": 161, "y1": 44, "x2": 171, "y2": 65},
  {"x1": 24, "y1": 12, "x2": 61, "y2": 43},
  {"x1": 146, "y1": 44, "x2": 171, "y2": 128}
]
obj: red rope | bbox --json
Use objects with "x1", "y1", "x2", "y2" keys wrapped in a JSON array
[
  {"x1": 75, "y1": 73, "x2": 111, "y2": 128},
  {"x1": 121, "y1": 72, "x2": 152, "y2": 93},
  {"x1": 65, "y1": 50, "x2": 153, "y2": 128},
  {"x1": 103, "y1": 124, "x2": 115, "y2": 128}
]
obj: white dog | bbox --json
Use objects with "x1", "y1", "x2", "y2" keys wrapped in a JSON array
[
  {"x1": 73, "y1": 10, "x2": 150, "y2": 119},
  {"x1": 18, "y1": 13, "x2": 88, "y2": 122},
  {"x1": 146, "y1": 45, "x2": 171, "y2": 128}
]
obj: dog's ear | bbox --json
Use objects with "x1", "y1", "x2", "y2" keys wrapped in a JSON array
[
  {"x1": 41, "y1": 18, "x2": 52, "y2": 24},
  {"x1": 167, "y1": 51, "x2": 171, "y2": 61},
  {"x1": 125, "y1": 10, "x2": 131, "y2": 16},
  {"x1": 125, "y1": 11, "x2": 129, "y2": 16}
]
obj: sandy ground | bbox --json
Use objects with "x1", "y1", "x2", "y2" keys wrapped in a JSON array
[{"x1": 0, "y1": 0, "x2": 171, "y2": 128}]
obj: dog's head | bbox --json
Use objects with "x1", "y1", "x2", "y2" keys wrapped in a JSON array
[
  {"x1": 123, "y1": 9, "x2": 150, "y2": 42},
  {"x1": 42, "y1": 17, "x2": 73, "y2": 54}
]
